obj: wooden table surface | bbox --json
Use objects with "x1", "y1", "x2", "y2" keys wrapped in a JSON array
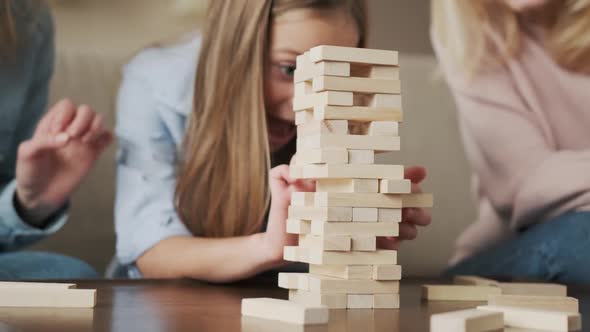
[{"x1": 0, "y1": 276, "x2": 588, "y2": 332}]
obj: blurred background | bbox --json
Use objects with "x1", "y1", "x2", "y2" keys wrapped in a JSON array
[{"x1": 37, "y1": 0, "x2": 474, "y2": 277}]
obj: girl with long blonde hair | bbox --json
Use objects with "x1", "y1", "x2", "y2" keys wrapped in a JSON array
[
  {"x1": 114, "y1": 0, "x2": 432, "y2": 281},
  {"x1": 432, "y1": 0, "x2": 590, "y2": 282}
]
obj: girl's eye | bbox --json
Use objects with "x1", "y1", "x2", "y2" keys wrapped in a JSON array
[{"x1": 279, "y1": 64, "x2": 296, "y2": 77}]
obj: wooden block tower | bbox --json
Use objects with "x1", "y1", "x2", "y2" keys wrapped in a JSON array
[{"x1": 280, "y1": 45, "x2": 433, "y2": 310}]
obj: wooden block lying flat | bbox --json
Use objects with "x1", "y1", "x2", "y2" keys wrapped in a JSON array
[
  {"x1": 309, "y1": 45, "x2": 399, "y2": 66},
  {"x1": 285, "y1": 246, "x2": 397, "y2": 265},
  {"x1": 488, "y1": 295, "x2": 579, "y2": 313},
  {"x1": 307, "y1": 274, "x2": 399, "y2": 294},
  {"x1": 453, "y1": 275, "x2": 499, "y2": 287},
  {"x1": 294, "y1": 82, "x2": 310, "y2": 97},
  {"x1": 289, "y1": 290, "x2": 347, "y2": 309},
  {"x1": 241, "y1": 298, "x2": 329, "y2": 325},
  {"x1": 294, "y1": 148, "x2": 348, "y2": 165},
  {"x1": 315, "y1": 193, "x2": 433, "y2": 209},
  {"x1": 0, "y1": 289, "x2": 96, "y2": 308},
  {"x1": 372, "y1": 265, "x2": 402, "y2": 280},
  {"x1": 279, "y1": 273, "x2": 309, "y2": 290},
  {"x1": 498, "y1": 283, "x2": 567, "y2": 297},
  {"x1": 370, "y1": 94, "x2": 402, "y2": 107},
  {"x1": 291, "y1": 192, "x2": 315, "y2": 206},
  {"x1": 373, "y1": 294, "x2": 400, "y2": 309},
  {"x1": 293, "y1": 91, "x2": 353, "y2": 111},
  {"x1": 478, "y1": 305, "x2": 581, "y2": 331},
  {"x1": 288, "y1": 206, "x2": 353, "y2": 222},
  {"x1": 422, "y1": 285, "x2": 501, "y2": 301},
  {"x1": 297, "y1": 134, "x2": 400, "y2": 152},
  {"x1": 348, "y1": 149, "x2": 375, "y2": 164},
  {"x1": 297, "y1": 120, "x2": 348, "y2": 136},
  {"x1": 312, "y1": 76, "x2": 401, "y2": 94},
  {"x1": 352, "y1": 208, "x2": 378, "y2": 222},
  {"x1": 293, "y1": 164, "x2": 404, "y2": 180},
  {"x1": 316, "y1": 179, "x2": 379, "y2": 193},
  {"x1": 286, "y1": 219, "x2": 311, "y2": 234},
  {"x1": 294, "y1": 61, "x2": 350, "y2": 83},
  {"x1": 379, "y1": 179, "x2": 411, "y2": 194},
  {"x1": 0, "y1": 282, "x2": 76, "y2": 289},
  {"x1": 347, "y1": 294, "x2": 373, "y2": 309},
  {"x1": 370, "y1": 65, "x2": 399, "y2": 79},
  {"x1": 351, "y1": 236, "x2": 377, "y2": 251},
  {"x1": 378, "y1": 208, "x2": 402, "y2": 222},
  {"x1": 295, "y1": 110, "x2": 314, "y2": 125},
  {"x1": 311, "y1": 220, "x2": 399, "y2": 236},
  {"x1": 284, "y1": 246, "x2": 308, "y2": 262},
  {"x1": 430, "y1": 309, "x2": 504, "y2": 332},
  {"x1": 314, "y1": 106, "x2": 403, "y2": 122},
  {"x1": 367, "y1": 121, "x2": 399, "y2": 136},
  {"x1": 309, "y1": 265, "x2": 372, "y2": 280},
  {"x1": 299, "y1": 234, "x2": 351, "y2": 251}
]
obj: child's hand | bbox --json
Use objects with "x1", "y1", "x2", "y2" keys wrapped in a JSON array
[{"x1": 378, "y1": 166, "x2": 432, "y2": 250}]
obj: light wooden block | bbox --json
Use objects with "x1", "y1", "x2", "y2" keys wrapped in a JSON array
[
  {"x1": 294, "y1": 82, "x2": 311, "y2": 97},
  {"x1": 284, "y1": 246, "x2": 309, "y2": 262},
  {"x1": 488, "y1": 295, "x2": 579, "y2": 313},
  {"x1": 370, "y1": 94, "x2": 402, "y2": 107},
  {"x1": 352, "y1": 208, "x2": 378, "y2": 222},
  {"x1": 370, "y1": 65, "x2": 399, "y2": 79},
  {"x1": 291, "y1": 192, "x2": 315, "y2": 206},
  {"x1": 307, "y1": 274, "x2": 399, "y2": 294},
  {"x1": 311, "y1": 220, "x2": 399, "y2": 236},
  {"x1": 297, "y1": 134, "x2": 399, "y2": 152},
  {"x1": 0, "y1": 289, "x2": 96, "y2": 308},
  {"x1": 312, "y1": 76, "x2": 401, "y2": 94},
  {"x1": 286, "y1": 247, "x2": 397, "y2": 265},
  {"x1": 347, "y1": 294, "x2": 373, "y2": 309},
  {"x1": 347, "y1": 150, "x2": 375, "y2": 164},
  {"x1": 294, "y1": 148, "x2": 348, "y2": 165},
  {"x1": 453, "y1": 275, "x2": 499, "y2": 287},
  {"x1": 286, "y1": 219, "x2": 311, "y2": 234},
  {"x1": 430, "y1": 309, "x2": 504, "y2": 332},
  {"x1": 309, "y1": 45, "x2": 398, "y2": 66},
  {"x1": 478, "y1": 305, "x2": 581, "y2": 331},
  {"x1": 372, "y1": 265, "x2": 402, "y2": 280},
  {"x1": 293, "y1": 91, "x2": 354, "y2": 111},
  {"x1": 0, "y1": 282, "x2": 76, "y2": 289},
  {"x1": 498, "y1": 283, "x2": 567, "y2": 297},
  {"x1": 241, "y1": 298, "x2": 328, "y2": 325},
  {"x1": 295, "y1": 110, "x2": 314, "y2": 125},
  {"x1": 297, "y1": 120, "x2": 348, "y2": 137},
  {"x1": 316, "y1": 179, "x2": 379, "y2": 193},
  {"x1": 279, "y1": 273, "x2": 308, "y2": 290},
  {"x1": 373, "y1": 294, "x2": 400, "y2": 309},
  {"x1": 288, "y1": 206, "x2": 352, "y2": 222},
  {"x1": 422, "y1": 285, "x2": 501, "y2": 301},
  {"x1": 401, "y1": 193, "x2": 434, "y2": 208},
  {"x1": 351, "y1": 236, "x2": 377, "y2": 251},
  {"x1": 293, "y1": 164, "x2": 404, "y2": 180},
  {"x1": 367, "y1": 122, "x2": 399, "y2": 136},
  {"x1": 314, "y1": 105, "x2": 403, "y2": 122},
  {"x1": 289, "y1": 290, "x2": 347, "y2": 309},
  {"x1": 315, "y1": 192, "x2": 433, "y2": 209},
  {"x1": 309, "y1": 265, "x2": 372, "y2": 280},
  {"x1": 379, "y1": 179, "x2": 411, "y2": 194},
  {"x1": 299, "y1": 234, "x2": 351, "y2": 251},
  {"x1": 378, "y1": 208, "x2": 402, "y2": 222},
  {"x1": 294, "y1": 61, "x2": 350, "y2": 83}
]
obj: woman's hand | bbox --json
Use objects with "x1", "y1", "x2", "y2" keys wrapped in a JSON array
[
  {"x1": 378, "y1": 166, "x2": 432, "y2": 250},
  {"x1": 15, "y1": 99, "x2": 112, "y2": 225}
]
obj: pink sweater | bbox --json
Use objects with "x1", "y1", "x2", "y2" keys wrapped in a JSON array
[{"x1": 433, "y1": 27, "x2": 590, "y2": 265}]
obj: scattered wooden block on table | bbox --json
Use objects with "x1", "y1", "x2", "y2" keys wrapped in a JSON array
[
  {"x1": 288, "y1": 290, "x2": 347, "y2": 309},
  {"x1": 241, "y1": 298, "x2": 329, "y2": 325},
  {"x1": 286, "y1": 219, "x2": 311, "y2": 234},
  {"x1": 0, "y1": 289, "x2": 96, "y2": 308},
  {"x1": 307, "y1": 274, "x2": 399, "y2": 294},
  {"x1": 294, "y1": 91, "x2": 354, "y2": 111},
  {"x1": 352, "y1": 207, "x2": 378, "y2": 222},
  {"x1": 285, "y1": 246, "x2": 397, "y2": 265},
  {"x1": 309, "y1": 45, "x2": 398, "y2": 66},
  {"x1": 367, "y1": 121, "x2": 399, "y2": 136},
  {"x1": 351, "y1": 236, "x2": 377, "y2": 251},
  {"x1": 309, "y1": 264, "x2": 372, "y2": 280},
  {"x1": 373, "y1": 265, "x2": 402, "y2": 281},
  {"x1": 314, "y1": 106, "x2": 403, "y2": 122},
  {"x1": 498, "y1": 283, "x2": 567, "y2": 297},
  {"x1": 315, "y1": 192, "x2": 433, "y2": 209},
  {"x1": 291, "y1": 192, "x2": 315, "y2": 206},
  {"x1": 297, "y1": 134, "x2": 400, "y2": 152},
  {"x1": 370, "y1": 94, "x2": 402, "y2": 108},
  {"x1": 379, "y1": 179, "x2": 411, "y2": 194},
  {"x1": 316, "y1": 179, "x2": 379, "y2": 193},
  {"x1": 0, "y1": 282, "x2": 76, "y2": 289},
  {"x1": 373, "y1": 293, "x2": 400, "y2": 309},
  {"x1": 311, "y1": 220, "x2": 398, "y2": 237},
  {"x1": 488, "y1": 294, "x2": 579, "y2": 313},
  {"x1": 422, "y1": 285, "x2": 501, "y2": 301},
  {"x1": 478, "y1": 305, "x2": 582, "y2": 331},
  {"x1": 294, "y1": 148, "x2": 348, "y2": 165},
  {"x1": 347, "y1": 149, "x2": 375, "y2": 164},
  {"x1": 378, "y1": 208, "x2": 402, "y2": 222},
  {"x1": 312, "y1": 76, "x2": 401, "y2": 94},
  {"x1": 297, "y1": 120, "x2": 348, "y2": 136},
  {"x1": 430, "y1": 308, "x2": 504, "y2": 332},
  {"x1": 288, "y1": 206, "x2": 353, "y2": 222},
  {"x1": 293, "y1": 164, "x2": 404, "y2": 180},
  {"x1": 298, "y1": 234, "x2": 352, "y2": 251},
  {"x1": 453, "y1": 275, "x2": 499, "y2": 287},
  {"x1": 347, "y1": 294, "x2": 373, "y2": 309}
]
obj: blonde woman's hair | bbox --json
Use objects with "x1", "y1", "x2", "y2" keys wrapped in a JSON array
[
  {"x1": 431, "y1": 0, "x2": 590, "y2": 76},
  {"x1": 175, "y1": 0, "x2": 367, "y2": 238}
]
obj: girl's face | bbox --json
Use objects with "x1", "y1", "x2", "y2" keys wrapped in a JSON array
[
  {"x1": 264, "y1": 9, "x2": 360, "y2": 152},
  {"x1": 504, "y1": 0, "x2": 550, "y2": 12}
]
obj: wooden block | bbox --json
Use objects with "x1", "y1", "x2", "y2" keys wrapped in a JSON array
[
  {"x1": 422, "y1": 285, "x2": 501, "y2": 301},
  {"x1": 297, "y1": 134, "x2": 399, "y2": 152},
  {"x1": 307, "y1": 274, "x2": 399, "y2": 294},
  {"x1": 373, "y1": 294, "x2": 400, "y2": 309},
  {"x1": 297, "y1": 120, "x2": 348, "y2": 136},
  {"x1": 498, "y1": 283, "x2": 567, "y2": 297},
  {"x1": 478, "y1": 305, "x2": 582, "y2": 331},
  {"x1": 367, "y1": 121, "x2": 399, "y2": 136},
  {"x1": 379, "y1": 179, "x2": 411, "y2": 194},
  {"x1": 284, "y1": 246, "x2": 309, "y2": 262},
  {"x1": 241, "y1": 298, "x2": 329, "y2": 325},
  {"x1": 352, "y1": 208, "x2": 378, "y2": 222},
  {"x1": 279, "y1": 273, "x2": 309, "y2": 290},
  {"x1": 295, "y1": 110, "x2": 314, "y2": 125},
  {"x1": 291, "y1": 192, "x2": 315, "y2": 206},
  {"x1": 315, "y1": 193, "x2": 433, "y2": 209},
  {"x1": 299, "y1": 234, "x2": 351, "y2": 251},
  {"x1": 488, "y1": 294, "x2": 579, "y2": 313},
  {"x1": 294, "y1": 148, "x2": 348, "y2": 165},
  {"x1": 293, "y1": 91, "x2": 353, "y2": 111},
  {"x1": 286, "y1": 219, "x2": 311, "y2": 234},
  {"x1": 288, "y1": 206, "x2": 352, "y2": 222},
  {"x1": 294, "y1": 82, "x2": 311, "y2": 97},
  {"x1": 314, "y1": 105, "x2": 403, "y2": 122},
  {"x1": 309, "y1": 265, "x2": 372, "y2": 280},
  {"x1": 293, "y1": 164, "x2": 404, "y2": 180},
  {"x1": 312, "y1": 76, "x2": 401, "y2": 94},
  {"x1": 289, "y1": 290, "x2": 347, "y2": 309},
  {"x1": 372, "y1": 265, "x2": 402, "y2": 280},
  {"x1": 378, "y1": 208, "x2": 402, "y2": 222},
  {"x1": 347, "y1": 150, "x2": 375, "y2": 164},
  {"x1": 351, "y1": 236, "x2": 377, "y2": 251},
  {"x1": 430, "y1": 309, "x2": 504, "y2": 332},
  {"x1": 0, "y1": 289, "x2": 96, "y2": 308},
  {"x1": 312, "y1": 220, "x2": 399, "y2": 236},
  {"x1": 309, "y1": 46, "x2": 398, "y2": 66},
  {"x1": 316, "y1": 179, "x2": 379, "y2": 193},
  {"x1": 370, "y1": 94, "x2": 402, "y2": 107},
  {"x1": 286, "y1": 247, "x2": 397, "y2": 265},
  {"x1": 453, "y1": 275, "x2": 499, "y2": 287},
  {"x1": 370, "y1": 65, "x2": 399, "y2": 79},
  {"x1": 401, "y1": 193, "x2": 434, "y2": 208},
  {"x1": 347, "y1": 294, "x2": 373, "y2": 309},
  {"x1": 294, "y1": 61, "x2": 351, "y2": 83},
  {"x1": 0, "y1": 282, "x2": 76, "y2": 289}
]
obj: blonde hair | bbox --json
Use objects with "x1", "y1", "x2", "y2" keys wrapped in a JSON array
[
  {"x1": 431, "y1": 0, "x2": 590, "y2": 76},
  {"x1": 175, "y1": 0, "x2": 366, "y2": 238}
]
